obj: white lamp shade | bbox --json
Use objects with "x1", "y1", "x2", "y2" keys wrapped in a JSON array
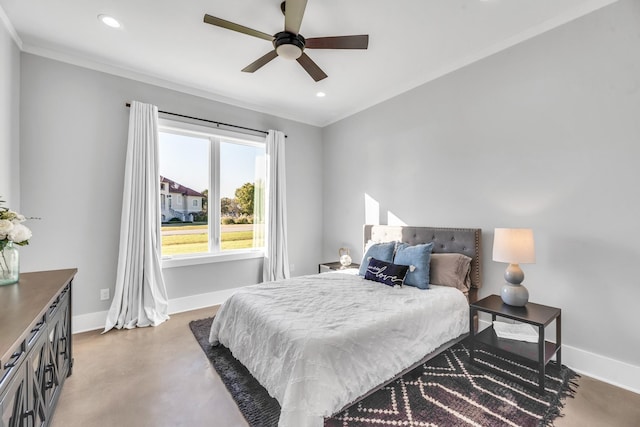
[{"x1": 492, "y1": 228, "x2": 536, "y2": 264}]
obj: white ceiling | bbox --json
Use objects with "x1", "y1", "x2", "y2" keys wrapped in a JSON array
[{"x1": 0, "y1": 0, "x2": 617, "y2": 126}]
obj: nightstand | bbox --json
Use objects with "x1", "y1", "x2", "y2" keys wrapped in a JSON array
[
  {"x1": 318, "y1": 261, "x2": 360, "y2": 273},
  {"x1": 469, "y1": 295, "x2": 561, "y2": 393}
]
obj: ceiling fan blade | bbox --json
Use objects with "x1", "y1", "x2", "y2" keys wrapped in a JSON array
[
  {"x1": 296, "y1": 53, "x2": 327, "y2": 82},
  {"x1": 305, "y1": 35, "x2": 369, "y2": 50},
  {"x1": 284, "y1": 0, "x2": 308, "y2": 34},
  {"x1": 242, "y1": 50, "x2": 279, "y2": 73},
  {"x1": 203, "y1": 14, "x2": 274, "y2": 41}
]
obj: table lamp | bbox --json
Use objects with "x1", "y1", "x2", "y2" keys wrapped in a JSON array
[
  {"x1": 339, "y1": 247, "x2": 352, "y2": 268},
  {"x1": 492, "y1": 228, "x2": 535, "y2": 306}
]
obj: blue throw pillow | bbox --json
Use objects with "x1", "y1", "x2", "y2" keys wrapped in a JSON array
[
  {"x1": 358, "y1": 241, "x2": 396, "y2": 276},
  {"x1": 394, "y1": 242, "x2": 434, "y2": 289},
  {"x1": 364, "y1": 258, "x2": 409, "y2": 287}
]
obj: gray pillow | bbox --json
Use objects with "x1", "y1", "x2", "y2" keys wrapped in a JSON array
[{"x1": 429, "y1": 253, "x2": 472, "y2": 291}]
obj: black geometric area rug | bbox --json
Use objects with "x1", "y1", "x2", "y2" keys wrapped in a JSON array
[{"x1": 189, "y1": 317, "x2": 578, "y2": 427}]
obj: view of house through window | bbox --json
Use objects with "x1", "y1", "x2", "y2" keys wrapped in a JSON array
[{"x1": 158, "y1": 122, "x2": 266, "y2": 257}]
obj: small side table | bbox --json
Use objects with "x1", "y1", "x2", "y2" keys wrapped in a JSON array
[
  {"x1": 318, "y1": 261, "x2": 360, "y2": 273},
  {"x1": 469, "y1": 295, "x2": 561, "y2": 393}
]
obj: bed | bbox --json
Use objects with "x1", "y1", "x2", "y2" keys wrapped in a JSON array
[{"x1": 209, "y1": 225, "x2": 482, "y2": 427}]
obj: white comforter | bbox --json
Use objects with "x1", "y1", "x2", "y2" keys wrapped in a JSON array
[{"x1": 209, "y1": 272, "x2": 468, "y2": 427}]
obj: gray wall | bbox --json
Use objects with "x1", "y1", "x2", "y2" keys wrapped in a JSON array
[
  {"x1": 323, "y1": 0, "x2": 640, "y2": 367},
  {"x1": 0, "y1": 22, "x2": 20, "y2": 207},
  {"x1": 19, "y1": 54, "x2": 323, "y2": 315}
]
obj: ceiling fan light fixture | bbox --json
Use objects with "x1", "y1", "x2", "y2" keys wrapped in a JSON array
[
  {"x1": 276, "y1": 44, "x2": 302, "y2": 60},
  {"x1": 273, "y1": 31, "x2": 305, "y2": 60}
]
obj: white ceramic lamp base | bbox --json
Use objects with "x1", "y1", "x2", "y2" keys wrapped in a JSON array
[
  {"x1": 500, "y1": 263, "x2": 529, "y2": 306},
  {"x1": 501, "y1": 282, "x2": 529, "y2": 306}
]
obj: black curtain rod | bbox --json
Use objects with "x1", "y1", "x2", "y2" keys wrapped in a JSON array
[{"x1": 125, "y1": 103, "x2": 286, "y2": 138}]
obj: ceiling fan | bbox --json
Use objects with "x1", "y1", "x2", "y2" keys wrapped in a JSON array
[{"x1": 203, "y1": 0, "x2": 369, "y2": 82}]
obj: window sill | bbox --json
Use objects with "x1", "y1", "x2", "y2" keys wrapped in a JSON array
[{"x1": 161, "y1": 250, "x2": 264, "y2": 269}]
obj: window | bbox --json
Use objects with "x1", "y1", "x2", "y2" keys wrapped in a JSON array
[{"x1": 158, "y1": 119, "x2": 266, "y2": 261}]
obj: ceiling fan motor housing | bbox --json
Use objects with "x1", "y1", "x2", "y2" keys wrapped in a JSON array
[{"x1": 274, "y1": 31, "x2": 305, "y2": 59}]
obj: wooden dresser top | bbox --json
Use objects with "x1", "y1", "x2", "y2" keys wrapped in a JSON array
[{"x1": 0, "y1": 269, "x2": 77, "y2": 367}]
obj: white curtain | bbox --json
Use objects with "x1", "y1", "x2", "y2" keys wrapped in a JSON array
[
  {"x1": 262, "y1": 130, "x2": 290, "y2": 282},
  {"x1": 104, "y1": 101, "x2": 170, "y2": 332}
]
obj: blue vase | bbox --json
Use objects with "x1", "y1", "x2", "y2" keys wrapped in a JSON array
[{"x1": 0, "y1": 241, "x2": 19, "y2": 286}]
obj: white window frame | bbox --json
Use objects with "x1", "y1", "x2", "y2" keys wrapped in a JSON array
[{"x1": 158, "y1": 119, "x2": 266, "y2": 268}]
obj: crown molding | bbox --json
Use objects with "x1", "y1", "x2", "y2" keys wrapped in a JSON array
[{"x1": 0, "y1": 4, "x2": 22, "y2": 49}]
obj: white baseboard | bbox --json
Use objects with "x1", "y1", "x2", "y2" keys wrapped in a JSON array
[
  {"x1": 477, "y1": 319, "x2": 639, "y2": 394},
  {"x1": 72, "y1": 286, "x2": 245, "y2": 334},
  {"x1": 167, "y1": 287, "x2": 241, "y2": 315},
  {"x1": 562, "y1": 344, "x2": 640, "y2": 395},
  {"x1": 73, "y1": 310, "x2": 110, "y2": 334}
]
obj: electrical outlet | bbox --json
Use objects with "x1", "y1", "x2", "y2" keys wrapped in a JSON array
[{"x1": 100, "y1": 288, "x2": 110, "y2": 301}]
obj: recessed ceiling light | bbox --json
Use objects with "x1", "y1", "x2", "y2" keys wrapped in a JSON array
[
  {"x1": 316, "y1": 92, "x2": 326, "y2": 98},
  {"x1": 98, "y1": 14, "x2": 121, "y2": 29}
]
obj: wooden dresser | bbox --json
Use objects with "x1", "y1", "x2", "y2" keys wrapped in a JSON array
[{"x1": 0, "y1": 269, "x2": 76, "y2": 427}]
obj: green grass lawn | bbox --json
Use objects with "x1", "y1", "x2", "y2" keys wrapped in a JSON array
[{"x1": 161, "y1": 225, "x2": 256, "y2": 255}]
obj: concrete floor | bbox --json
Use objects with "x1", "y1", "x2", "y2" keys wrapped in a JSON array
[{"x1": 51, "y1": 307, "x2": 640, "y2": 427}]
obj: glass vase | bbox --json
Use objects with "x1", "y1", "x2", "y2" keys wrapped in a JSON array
[{"x1": 0, "y1": 241, "x2": 19, "y2": 286}]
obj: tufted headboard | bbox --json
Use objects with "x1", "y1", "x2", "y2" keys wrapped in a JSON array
[{"x1": 363, "y1": 225, "x2": 482, "y2": 301}]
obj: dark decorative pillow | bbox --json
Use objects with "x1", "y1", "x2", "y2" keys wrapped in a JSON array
[
  {"x1": 394, "y1": 242, "x2": 434, "y2": 289},
  {"x1": 358, "y1": 241, "x2": 397, "y2": 276},
  {"x1": 364, "y1": 258, "x2": 409, "y2": 287}
]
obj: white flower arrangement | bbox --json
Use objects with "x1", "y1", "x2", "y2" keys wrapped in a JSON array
[{"x1": 0, "y1": 198, "x2": 33, "y2": 251}]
